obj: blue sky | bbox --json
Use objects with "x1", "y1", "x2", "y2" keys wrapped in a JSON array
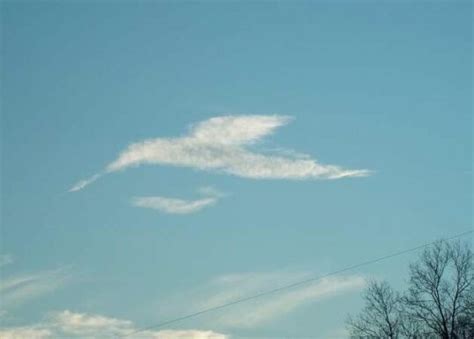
[{"x1": 1, "y1": 1, "x2": 472, "y2": 338}]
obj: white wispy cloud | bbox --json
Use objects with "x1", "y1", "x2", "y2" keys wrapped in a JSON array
[
  {"x1": 0, "y1": 271, "x2": 362, "y2": 336},
  {"x1": 132, "y1": 186, "x2": 224, "y2": 214},
  {"x1": 132, "y1": 197, "x2": 217, "y2": 214},
  {"x1": 218, "y1": 275, "x2": 364, "y2": 328},
  {"x1": 0, "y1": 268, "x2": 71, "y2": 310},
  {"x1": 68, "y1": 174, "x2": 102, "y2": 192},
  {"x1": 0, "y1": 310, "x2": 228, "y2": 339},
  {"x1": 160, "y1": 271, "x2": 365, "y2": 329},
  {"x1": 70, "y1": 115, "x2": 371, "y2": 191}
]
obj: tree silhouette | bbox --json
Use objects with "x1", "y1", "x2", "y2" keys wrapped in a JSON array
[
  {"x1": 404, "y1": 241, "x2": 473, "y2": 338},
  {"x1": 347, "y1": 280, "x2": 402, "y2": 338},
  {"x1": 346, "y1": 240, "x2": 473, "y2": 339}
]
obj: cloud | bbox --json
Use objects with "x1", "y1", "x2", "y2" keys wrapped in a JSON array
[
  {"x1": 0, "y1": 325, "x2": 52, "y2": 339},
  {"x1": 0, "y1": 254, "x2": 13, "y2": 267},
  {"x1": 68, "y1": 174, "x2": 102, "y2": 192},
  {"x1": 52, "y1": 310, "x2": 132, "y2": 336},
  {"x1": 160, "y1": 271, "x2": 365, "y2": 329},
  {"x1": 0, "y1": 271, "x2": 361, "y2": 336},
  {"x1": 0, "y1": 310, "x2": 228, "y2": 339},
  {"x1": 132, "y1": 186, "x2": 224, "y2": 214},
  {"x1": 210, "y1": 274, "x2": 365, "y2": 328},
  {"x1": 49, "y1": 310, "x2": 228, "y2": 339},
  {"x1": 221, "y1": 276, "x2": 364, "y2": 328},
  {"x1": 0, "y1": 268, "x2": 71, "y2": 311},
  {"x1": 132, "y1": 197, "x2": 217, "y2": 214},
  {"x1": 150, "y1": 329, "x2": 228, "y2": 339},
  {"x1": 70, "y1": 115, "x2": 371, "y2": 191},
  {"x1": 132, "y1": 186, "x2": 225, "y2": 214}
]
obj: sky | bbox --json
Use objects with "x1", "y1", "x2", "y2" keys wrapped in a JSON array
[{"x1": 1, "y1": 1, "x2": 472, "y2": 338}]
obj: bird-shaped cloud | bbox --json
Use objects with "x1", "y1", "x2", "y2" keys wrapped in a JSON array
[{"x1": 70, "y1": 115, "x2": 370, "y2": 192}]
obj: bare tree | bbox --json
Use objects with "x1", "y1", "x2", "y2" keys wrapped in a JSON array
[
  {"x1": 346, "y1": 240, "x2": 473, "y2": 339},
  {"x1": 456, "y1": 285, "x2": 474, "y2": 338},
  {"x1": 403, "y1": 240, "x2": 473, "y2": 339},
  {"x1": 398, "y1": 312, "x2": 429, "y2": 338},
  {"x1": 347, "y1": 280, "x2": 402, "y2": 338}
]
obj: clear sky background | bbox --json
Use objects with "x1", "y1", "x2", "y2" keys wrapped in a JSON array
[{"x1": 1, "y1": 1, "x2": 472, "y2": 338}]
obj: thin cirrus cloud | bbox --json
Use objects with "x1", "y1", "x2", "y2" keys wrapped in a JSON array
[
  {"x1": 0, "y1": 268, "x2": 71, "y2": 311},
  {"x1": 158, "y1": 271, "x2": 366, "y2": 329},
  {"x1": 132, "y1": 186, "x2": 225, "y2": 215},
  {"x1": 70, "y1": 115, "x2": 371, "y2": 192},
  {"x1": 0, "y1": 272, "x2": 362, "y2": 338},
  {"x1": 0, "y1": 310, "x2": 228, "y2": 339}
]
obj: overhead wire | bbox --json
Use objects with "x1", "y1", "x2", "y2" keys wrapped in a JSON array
[{"x1": 121, "y1": 229, "x2": 473, "y2": 337}]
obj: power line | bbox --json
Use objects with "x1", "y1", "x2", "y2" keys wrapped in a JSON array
[{"x1": 121, "y1": 229, "x2": 473, "y2": 337}]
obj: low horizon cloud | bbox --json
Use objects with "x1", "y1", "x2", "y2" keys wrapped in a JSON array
[
  {"x1": 70, "y1": 115, "x2": 371, "y2": 192},
  {"x1": 0, "y1": 310, "x2": 228, "y2": 339}
]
